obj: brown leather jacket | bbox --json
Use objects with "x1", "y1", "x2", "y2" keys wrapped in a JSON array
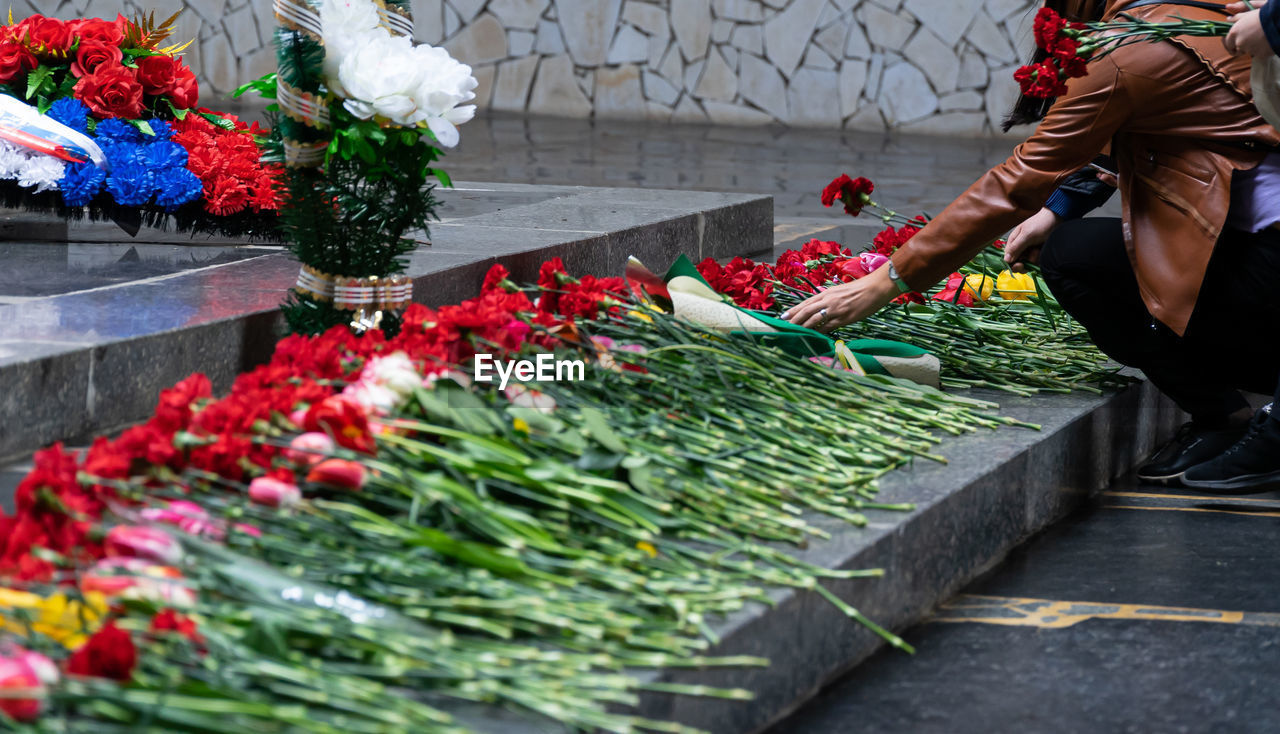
[{"x1": 890, "y1": 0, "x2": 1280, "y2": 335}]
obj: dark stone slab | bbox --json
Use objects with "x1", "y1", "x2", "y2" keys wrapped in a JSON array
[
  {"x1": 779, "y1": 617, "x2": 1280, "y2": 734},
  {"x1": 0, "y1": 183, "x2": 770, "y2": 463},
  {"x1": 776, "y1": 475, "x2": 1280, "y2": 734}
]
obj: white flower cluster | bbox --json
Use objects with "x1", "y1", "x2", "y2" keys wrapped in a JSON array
[
  {"x1": 319, "y1": 0, "x2": 478, "y2": 148},
  {"x1": 0, "y1": 141, "x2": 63, "y2": 193}
]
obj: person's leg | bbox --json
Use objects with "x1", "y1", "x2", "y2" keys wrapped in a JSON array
[
  {"x1": 1180, "y1": 226, "x2": 1280, "y2": 493},
  {"x1": 1039, "y1": 217, "x2": 1248, "y2": 483},
  {"x1": 1041, "y1": 218, "x2": 1252, "y2": 419}
]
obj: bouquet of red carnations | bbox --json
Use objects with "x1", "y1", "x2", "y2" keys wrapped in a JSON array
[{"x1": 1014, "y1": 6, "x2": 1232, "y2": 98}]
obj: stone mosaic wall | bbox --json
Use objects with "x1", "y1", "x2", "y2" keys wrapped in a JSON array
[{"x1": 31, "y1": 0, "x2": 1040, "y2": 136}]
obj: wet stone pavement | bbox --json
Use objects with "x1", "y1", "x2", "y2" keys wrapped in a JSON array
[{"x1": 771, "y1": 478, "x2": 1280, "y2": 734}]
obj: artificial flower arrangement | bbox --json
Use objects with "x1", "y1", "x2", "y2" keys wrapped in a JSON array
[
  {"x1": 0, "y1": 11, "x2": 281, "y2": 235},
  {"x1": 247, "y1": 0, "x2": 478, "y2": 336}
]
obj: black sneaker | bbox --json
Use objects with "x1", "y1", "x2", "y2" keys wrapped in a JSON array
[
  {"x1": 1182, "y1": 407, "x2": 1280, "y2": 494},
  {"x1": 1135, "y1": 421, "x2": 1247, "y2": 486}
]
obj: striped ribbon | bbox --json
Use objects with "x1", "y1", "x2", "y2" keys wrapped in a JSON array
[{"x1": 295, "y1": 266, "x2": 414, "y2": 311}]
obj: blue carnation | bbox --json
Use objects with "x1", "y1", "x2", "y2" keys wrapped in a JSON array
[
  {"x1": 99, "y1": 141, "x2": 145, "y2": 170},
  {"x1": 58, "y1": 162, "x2": 107, "y2": 207},
  {"x1": 146, "y1": 119, "x2": 173, "y2": 141},
  {"x1": 154, "y1": 167, "x2": 203, "y2": 211},
  {"x1": 142, "y1": 141, "x2": 188, "y2": 170},
  {"x1": 104, "y1": 163, "x2": 155, "y2": 207},
  {"x1": 93, "y1": 118, "x2": 142, "y2": 143},
  {"x1": 48, "y1": 99, "x2": 90, "y2": 135}
]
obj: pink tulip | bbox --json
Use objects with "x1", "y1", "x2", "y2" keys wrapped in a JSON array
[
  {"x1": 306, "y1": 458, "x2": 366, "y2": 492},
  {"x1": 104, "y1": 525, "x2": 183, "y2": 565},
  {"x1": 286, "y1": 431, "x2": 336, "y2": 467},
  {"x1": 859, "y1": 252, "x2": 889, "y2": 272},
  {"x1": 0, "y1": 653, "x2": 44, "y2": 722},
  {"x1": 248, "y1": 477, "x2": 301, "y2": 508}
]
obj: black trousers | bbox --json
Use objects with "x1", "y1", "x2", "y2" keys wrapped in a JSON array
[{"x1": 1040, "y1": 217, "x2": 1280, "y2": 422}]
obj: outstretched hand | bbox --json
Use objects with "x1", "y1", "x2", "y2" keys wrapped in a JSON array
[
  {"x1": 781, "y1": 266, "x2": 900, "y2": 333},
  {"x1": 1004, "y1": 208, "x2": 1061, "y2": 273}
]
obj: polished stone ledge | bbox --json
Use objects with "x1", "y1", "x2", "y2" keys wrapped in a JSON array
[{"x1": 0, "y1": 182, "x2": 772, "y2": 463}]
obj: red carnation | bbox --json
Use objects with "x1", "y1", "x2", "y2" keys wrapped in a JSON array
[
  {"x1": 1014, "y1": 61, "x2": 1068, "y2": 99},
  {"x1": 482, "y1": 264, "x2": 514, "y2": 293},
  {"x1": 70, "y1": 42, "x2": 123, "y2": 78},
  {"x1": 303, "y1": 395, "x2": 376, "y2": 454},
  {"x1": 150, "y1": 608, "x2": 204, "y2": 645},
  {"x1": 72, "y1": 17, "x2": 125, "y2": 47},
  {"x1": 0, "y1": 41, "x2": 36, "y2": 84},
  {"x1": 73, "y1": 65, "x2": 144, "y2": 119},
  {"x1": 821, "y1": 174, "x2": 875, "y2": 217},
  {"x1": 66, "y1": 622, "x2": 137, "y2": 682},
  {"x1": 1033, "y1": 7, "x2": 1069, "y2": 52},
  {"x1": 203, "y1": 175, "x2": 250, "y2": 216}
]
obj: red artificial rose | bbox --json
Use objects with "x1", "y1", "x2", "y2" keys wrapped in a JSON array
[
  {"x1": 74, "y1": 65, "x2": 144, "y2": 119},
  {"x1": 17, "y1": 15, "x2": 73, "y2": 57},
  {"x1": 0, "y1": 41, "x2": 36, "y2": 84},
  {"x1": 72, "y1": 17, "x2": 125, "y2": 47},
  {"x1": 70, "y1": 42, "x2": 123, "y2": 78},
  {"x1": 65, "y1": 622, "x2": 137, "y2": 681},
  {"x1": 134, "y1": 54, "x2": 181, "y2": 95},
  {"x1": 167, "y1": 66, "x2": 199, "y2": 109}
]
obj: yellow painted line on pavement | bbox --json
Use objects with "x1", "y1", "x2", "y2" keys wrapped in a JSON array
[
  {"x1": 934, "y1": 594, "x2": 1280, "y2": 630},
  {"x1": 1104, "y1": 504, "x2": 1280, "y2": 519},
  {"x1": 1104, "y1": 491, "x2": 1280, "y2": 504}
]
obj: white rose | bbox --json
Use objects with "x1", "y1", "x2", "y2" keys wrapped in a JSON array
[
  {"x1": 319, "y1": 0, "x2": 383, "y2": 94},
  {"x1": 411, "y1": 45, "x2": 478, "y2": 148},
  {"x1": 338, "y1": 30, "x2": 429, "y2": 126}
]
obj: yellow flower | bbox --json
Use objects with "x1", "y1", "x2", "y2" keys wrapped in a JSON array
[
  {"x1": 963, "y1": 274, "x2": 995, "y2": 302},
  {"x1": 0, "y1": 587, "x2": 109, "y2": 650},
  {"x1": 996, "y1": 270, "x2": 1037, "y2": 301},
  {"x1": 627, "y1": 310, "x2": 653, "y2": 323},
  {"x1": 636, "y1": 541, "x2": 658, "y2": 558},
  {"x1": 512, "y1": 417, "x2": 530, "y2": 433}
]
